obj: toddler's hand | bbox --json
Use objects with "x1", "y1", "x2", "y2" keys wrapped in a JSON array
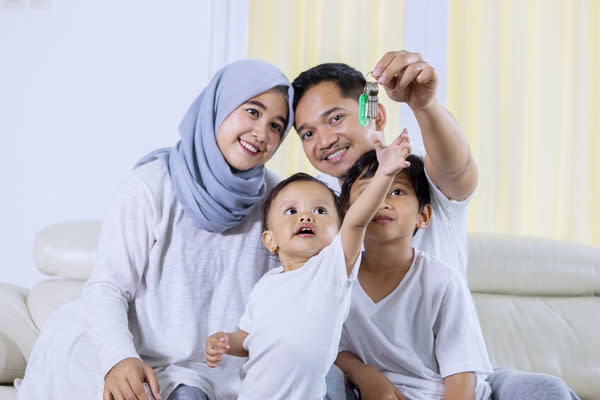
[
  {"x1": 103, "y1": 357, "x2": 161, "y2": 400},
  {"x1": 205, "y1": 332, "x2": 230, "y2": 368},
  {"x1": 372, "y1": 128, "x2": 411, "y2": 176}
]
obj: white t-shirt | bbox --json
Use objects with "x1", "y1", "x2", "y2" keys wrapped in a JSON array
[
  {"x1": 318, "y1": 168, "x2": 472, "y2": 278},
  {"x1": 237, "y1": 234, "x2": 360, "y2": 400},
  {"x1": 340, "y1": 250, "x2": 493, "y2": 400}
]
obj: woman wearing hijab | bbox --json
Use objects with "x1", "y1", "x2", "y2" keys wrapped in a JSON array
[{"x1": 17, "y1": 59, "x2": 294, "y2": 400}]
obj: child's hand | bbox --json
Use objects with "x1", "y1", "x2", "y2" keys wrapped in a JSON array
[
  {"x1": 372, "y1": 128, "x2": 411, "y2": 176},
  {"x1": 103, "y1": 357, "x2": 161, "y2": 400},
  {"x1": 205, "y1": 332, "x2": 230, "y2": 368}
]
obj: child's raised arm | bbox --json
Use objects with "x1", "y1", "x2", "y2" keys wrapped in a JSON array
[{"x1": 341, "y1": 129, "x2": 411, "y2": 275}]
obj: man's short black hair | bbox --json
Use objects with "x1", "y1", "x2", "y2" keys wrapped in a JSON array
[
  {"x1": 339, "y1": 150, "x2": 431, "y2": 234},
  {"x1": 292, "y1": 63, "x2": 366, "y2": 113},
  {"x1": 262, "y1": 172, "x2": 345, "y2": 231}
]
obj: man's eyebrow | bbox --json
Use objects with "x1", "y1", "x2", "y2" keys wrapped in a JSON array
[{"x1": 296, "y1": 106, "x2": 346, "y2": 133}]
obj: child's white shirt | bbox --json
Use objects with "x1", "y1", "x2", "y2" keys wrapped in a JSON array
[
  {"x1": 340, "y1": 249, "x2": 493, "y2": 400},
  {"x1": 237, "y1": 233, "x2": 360, "y2": 399}
]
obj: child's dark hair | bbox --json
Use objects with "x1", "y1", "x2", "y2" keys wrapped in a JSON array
[
  {"x1": 262, "y1": 173, "x2": 345, "y2": 231},
  {"x1": 292, "y1": 63, "x2": 366, "y2": 113},
  {"x1": 340, "y1": 151, "x2": 430, "y2": 234}
]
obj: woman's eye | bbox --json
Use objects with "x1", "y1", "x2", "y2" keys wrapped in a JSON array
[
  {"x1": 300, "y1": 131, "x2": 314, "y2": 140},
  {"x1": 246, "y1": 108, "x2": 259, "y2": 117},
  {"x1": 271, "y1": 122, "x2": 284, "y2": 134},
  {"x1": 314, "y1": 207, "x2": 326, "y2": 215},
  {"x1": 285, "y1": 208, "x2": 297, "y2": 215}
]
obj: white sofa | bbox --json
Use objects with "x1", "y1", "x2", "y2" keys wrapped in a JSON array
[{"x1": 1, "y1": 221, "x2": 599, "y2": 399}]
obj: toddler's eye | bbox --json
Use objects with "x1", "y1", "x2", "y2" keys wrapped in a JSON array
[
  {"x1": 285, "y1": 208, "x2": 297, "y2": 215},
  {"x1": 314, "y1": 207, "x2": 327, "y2": 215},
  {"x1": 391, "y1": 189, "x2": 404, "y2": 196}
]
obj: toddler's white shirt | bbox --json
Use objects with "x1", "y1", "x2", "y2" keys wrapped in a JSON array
[{"x1": 237, "y1": 234, "x2": 360, "y2": 399}]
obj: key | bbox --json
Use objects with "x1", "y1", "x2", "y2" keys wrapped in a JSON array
[{"x1": 359, "y1": 81, "x2": 379, "y2": 127}]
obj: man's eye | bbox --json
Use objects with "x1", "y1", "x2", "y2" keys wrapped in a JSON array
[
  {"x1": 246, "y1": 108, "x2": 259, "y2": 117},
  {"x1": 331, "y1": 114, "x2": 343, "y2": 123},
  {"x1": 300, "y1": 131, "x2": 314, "y2": 140},
  {"x1": 314, "y1": 207, "x2": 326, "y2": 215},
  {"x1": 285, "y1": 208, "x2": 297, "y2": 215}
]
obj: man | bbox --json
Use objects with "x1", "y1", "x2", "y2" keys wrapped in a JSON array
[{"x1": 292, "y1": 50, "x2": 579, "y2": 400}]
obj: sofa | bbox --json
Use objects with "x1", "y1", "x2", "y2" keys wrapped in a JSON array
[{"x1": 1, "y1": 221, "x2": 599, "y2": 399}]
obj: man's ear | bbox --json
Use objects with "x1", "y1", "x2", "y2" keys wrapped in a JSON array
[
  {"x1": 262, "y1": 230, "x2": 278, "y2": 255},
  {"x1": 417, "y1": 204, "x2": 432, "y2": 229},
  {"x1": 375, "y1": 102, "x2": 387, "y2": 131}
]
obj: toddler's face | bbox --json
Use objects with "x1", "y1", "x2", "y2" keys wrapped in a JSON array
[
  {"x1": 217, "y1": 89, "x2": 288, "y2": 171},
  {"x1": 263, "y1": 180, "x2": 340, "y2": 262}
]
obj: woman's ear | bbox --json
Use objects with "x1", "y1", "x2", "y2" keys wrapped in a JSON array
[
  {"x1": 417, "y1": 204, "x2": 432, "y2": 229},
  {"x1": 262, "y1": 230, "x2": 278, "y2": 255},
  {"x1": 375, "y1": 102, "x2": 387, "y2": 132}
]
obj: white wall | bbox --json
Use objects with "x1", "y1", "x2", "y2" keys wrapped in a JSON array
[{"x1": 0, "y1": 0, "x2": 249, "y2": 288}]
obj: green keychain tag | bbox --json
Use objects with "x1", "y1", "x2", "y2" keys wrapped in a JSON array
[{"x1": 359, "y1": 93, "x2": 369, "y2": 127}]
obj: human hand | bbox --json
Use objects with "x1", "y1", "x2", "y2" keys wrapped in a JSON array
[
  {"x1": 372, "y1": 128, "x2": 411, "y2": 176},
  {"x1": 357, "y1": 365, "x2": 407, "y2": 400},
  {"x1": 372, "y1": 50, "x2": 438, "y2": 111},
  {"x1": 205, "y1": 332, "x2": 230, "y2": 368},
  {"x1": 103, "y1": 357, "x2": 161, "y2": 400}
]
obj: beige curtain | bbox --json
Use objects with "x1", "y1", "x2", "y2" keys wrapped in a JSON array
[
  {"x1": 448, "y1": 0, "x2": 600, "y2": 246},
  {"x1": 248, "y1": 0, "x2": 405, "y2": 177}
]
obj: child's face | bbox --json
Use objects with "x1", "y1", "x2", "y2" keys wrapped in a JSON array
[
  {"x1": 217, "y1": 89, "x2": 288, "y2": 171},
  {"x1": 263, "y1": 180, "x2": 340, "y2": 262},
  {"x1": 349, "y1": 172, "x2": 428, "y2": 241}
]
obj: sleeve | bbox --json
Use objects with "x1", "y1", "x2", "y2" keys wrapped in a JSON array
[
  {"x1": 411, "y1": 168, "x2": 472, "y2": 278},
  {"x1": 238, "y1": 290, "x2": 254, "y2": 339},
  {"x1": 313, "y1": 234, "x2": 360, "y2": 294},
  {"x1": 82, "y1": 171, "x2": 156, "y2": 376},
  {"x1": 433, "y1": 271, "x2": 493, "y2": 378}
]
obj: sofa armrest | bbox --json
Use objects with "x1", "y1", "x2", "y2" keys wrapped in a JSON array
[{"x1": 0, "y1": 284, "x2": 38, "y2": 364}]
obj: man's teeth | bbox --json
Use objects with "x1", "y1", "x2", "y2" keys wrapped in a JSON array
[
  {"x1": 241, "y1": 140, "x2": 259, "y2": 153},
  {"x1": 327, "y1": 148, "x2": 347, "y2": 160}
]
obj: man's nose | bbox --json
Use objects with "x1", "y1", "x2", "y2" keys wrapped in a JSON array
[{"x1": 318, "y1": 129, "x2": 338, "y2": 150}]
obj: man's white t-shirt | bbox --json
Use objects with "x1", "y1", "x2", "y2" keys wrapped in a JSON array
[
  {"x1": 339, "y1": 249, "x2": 493, "y2": 400},
  {"x1": 237, "y1": 234, "x2": 360, "y2": 400}
]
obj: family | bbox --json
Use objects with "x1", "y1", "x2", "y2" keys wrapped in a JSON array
[{"x1": 17, "y1": 51, "x2": 579, "y2": 400}]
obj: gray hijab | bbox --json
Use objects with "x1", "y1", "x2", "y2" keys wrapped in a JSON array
[{"x1": 137, "y1": 59, "x2": 294, "y2": 232}]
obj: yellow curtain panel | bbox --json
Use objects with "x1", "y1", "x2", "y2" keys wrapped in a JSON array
[{"x1": 448, "y1": 0, "x2": 600, "y2": 246}]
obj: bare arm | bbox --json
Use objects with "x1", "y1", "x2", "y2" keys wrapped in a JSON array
[
  {"x1": 443, "y1": 372, "x2": 476, "y2": 400},
  {"x1": 335, "y1": 351, "x2": 406, "y2": 400},
  {"x1": 341, "y1": 131, "x2": 411, "y2": 275},
  {"x1": 205, "y1": 330, "x2": 248, "y2": 367},
  {"x1": 373, "y1": 50, "x2": 478, "y2": 201}
]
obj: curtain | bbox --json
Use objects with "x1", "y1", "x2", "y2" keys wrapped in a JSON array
[{"x1": 448, "y1": 0, "x2": 600, "y2": 246}]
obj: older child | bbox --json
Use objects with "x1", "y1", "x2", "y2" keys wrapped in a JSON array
[
  {"x1": 205, "y1": 131, "x2": 411, "y2": 399},
  {"x1": 336, "y1": 150, "x2": 493, "y2": 400},
  {"x1": 18, "y1": 59, "x2": 294, "y2": 400}
]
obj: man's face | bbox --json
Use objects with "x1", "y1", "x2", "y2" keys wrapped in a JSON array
[{"x1": 295, "y1": 81, "x2": 375, "y2": 178}]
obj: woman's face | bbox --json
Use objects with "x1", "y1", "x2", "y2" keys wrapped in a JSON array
[{"x1": 216, "y1": 89, "x2": 288, "y2": 171}]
